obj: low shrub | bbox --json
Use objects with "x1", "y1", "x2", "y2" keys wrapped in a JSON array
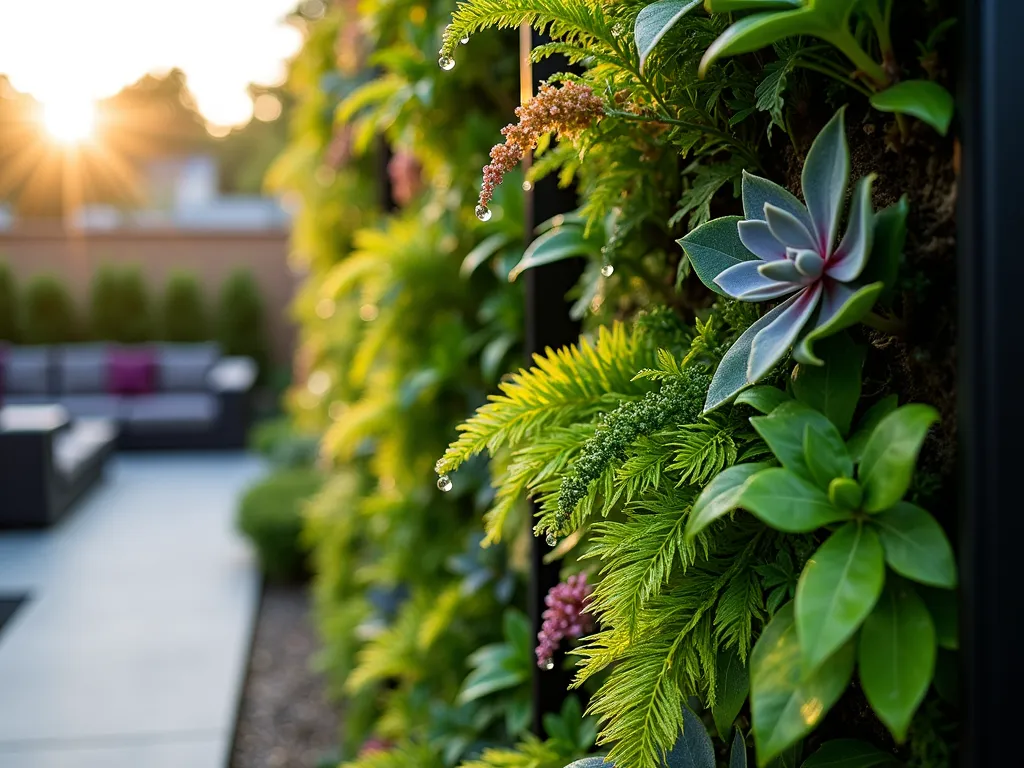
[
  {"x1": 0, "y1": 263, "x2": 20, "y2": 342},
  {"x1": 162, "y1": 271, "x2": 209, "y2": 342},
  {"x1": 236, "y1": 467, "x2": 323, "y2": 582},
  {"x1": 22, "y1": 275, "x2": 77, "y2": 344},
  {"x1": 90, "y1": 265, "x2": 153, "y2": 343},
  {"x1": 249, "y1": 417, "x2": 320, "y2": 468},
  {"x1": 217, "y1": 270, "x2": 269, "y2": 380}
]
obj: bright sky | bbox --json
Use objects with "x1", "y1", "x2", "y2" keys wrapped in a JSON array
[{"x1": 0, "y1": 0, "x2": 306, "y2": 128}]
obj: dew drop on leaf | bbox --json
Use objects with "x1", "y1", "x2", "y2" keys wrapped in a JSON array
[
  {"x1": 601, "y1": 264, "x2": 615, "y2": 277},
  {"x1": 475, "y1": 204, "x2": 492, "y2": 221},
  {"x1": 437, "y1": 475, "x2": 453, "y2": 492},
  {"x1": 438, "y1": 56, "x2": 455, "y2": 71},
  {"x1": 543, "y1": 659, "x2": 555, "y2": 671},
  {"x1": 460, "y1": 34, "x2": 470, "y2": 44},
  {"x1": 545, "y1": 532, "x2": 557, "y2": 547}
]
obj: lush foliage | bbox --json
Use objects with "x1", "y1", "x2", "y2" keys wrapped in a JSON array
[
  {"x1": 22, "y1": 274, "x2": 78, "y2": 344},
  {"x1": 217, "y1": 270, "x2": 269, "y2": 376},
  {"x1": 162, "y1": 271, "x2": 210, "y2": 342},
  {"x1": 237, "y1": 467, "x2": 324, "y2": 582},
  {"x1": 278, "y1": 0, "x2": 960, "y2": 766},
  {"x1": 90, "y1": 266, "x2": 154, "y2": 343},
  {"x1": 0, "y1": 262, "x2": 20, "y2": 342}
]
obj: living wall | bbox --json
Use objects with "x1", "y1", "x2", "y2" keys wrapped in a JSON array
[{"x1": 283, "y1": 0, "x2": 959, "y2": 767}]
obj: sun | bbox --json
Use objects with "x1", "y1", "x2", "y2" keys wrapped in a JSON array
[{"x1": 40, "y1": 98, "x2": 97, "y2": 145}]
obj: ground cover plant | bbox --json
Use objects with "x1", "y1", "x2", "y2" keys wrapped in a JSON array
[{"x1": 278, "y1": 0, "x2": 960, "y2": 767}]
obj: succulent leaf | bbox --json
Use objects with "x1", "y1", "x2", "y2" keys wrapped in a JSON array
[
  {"x1": 678, "y1": 216, "x2": 754, "y2": 296},
  {"x1": 764, "y1": 203, "x2": 818, "y2": 251},
  {"x1": 827, "y1": 174, "x2": 876, "y2": 282},
  {"x1": 792, "y1": 281, "x2": 884, "y2": 365},
  {"x1": 757, "y1": 259, "x2": 804, "y2": 283},
  {"x1": 715, "y1": 259, "x2": 798, "y2": 300},
  {"x1": 801, "y1": 107, "x2": 850, "y2": 253},
  {"x1": 741, "y1": 170, "x2": 813, "y2": 228},
  {"x1": 748, "y1": 281, "x2": 822, "y2": 381},
  {"x1": 738, "y1": 219, "x2": 787, "y2": 261}
]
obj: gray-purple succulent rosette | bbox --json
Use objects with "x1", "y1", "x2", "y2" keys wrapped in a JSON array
[{"x1": 679, "y1": 107, "x2": 907, "y2": 412}]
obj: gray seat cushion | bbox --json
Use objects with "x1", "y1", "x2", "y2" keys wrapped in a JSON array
[
  {"x1": 59, "y1": 395, "x2": 124, "y2": 420},
  {"x1": 3, "y1": 394, "x2": 54, "y2": 406},
  {"x1": 154, "y1": 343, "x2": 220, "y2": 392},
  {"x1": 3, "y1": 347, "x2": 52, "y2": 395},
  {"x1": 57, "y1": 344, "x2": 110, "y2": 394},
  {"x1": 53, "y1": 418, "x2": 117, "y2": 482},
  {"x1": 124, "y1": 393, "x2": 220, "y2": 432}
]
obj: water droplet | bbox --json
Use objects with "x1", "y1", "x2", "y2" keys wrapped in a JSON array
[
  {"x1": 475, "y1": 204, "x2": 492, "y2": 221},
  {"x1": 460, "y1": 34, "x2": 470, "y2": 44},
  {"x1": 543, "y1": 659, "x2": 555, "y2": 671},
  {"x1": 437, "y1": 474, "x2": 453, "y2": 492},
  {"x1": 438, "y1": 55, "x2": 455, "y2": 71},
  {"x1": 601, "y1": 264, "x2": 615, "y2": 277},
  {"x1": 545, "y1": 532, "x2": 557, "y2": 547},
  {"x1": 521, "y1": 180, "x2": 533, "y2": 191}
]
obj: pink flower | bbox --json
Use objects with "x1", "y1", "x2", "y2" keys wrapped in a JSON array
[{"x1": 536, "y1": 573, "x2": 595, "y2": 669}]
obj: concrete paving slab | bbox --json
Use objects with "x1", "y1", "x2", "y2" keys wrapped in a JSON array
[{"x1": 0, "y1": 452, "x2": 265, "y2": 766}]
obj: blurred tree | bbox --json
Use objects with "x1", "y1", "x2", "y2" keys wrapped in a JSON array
[
  {"x1": 0, "y1": 262, "x2": 20, "y2": 342},
  {"x1": 22, "y1": 275, "x2": 77, "y2": 343},
  {"x1": 217, "y1": 270, "x2": 268, "y2": 378},
  {"x1": 90, "y1": 265, "x2": 153, "y2": 343},
  {"x1": 212, "y1": 84, "x2": 294, "y2": 194},
  {"x1": 162, "y1": 271, "x2": 209, "y2": 341}
]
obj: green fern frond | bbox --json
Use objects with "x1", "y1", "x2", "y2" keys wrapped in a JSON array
[
  {"x1": 459, "y1": 734, "x2": 568, "y2": 768},
  {"x1": 664, "y1": 421, "x2": 738, "y2": 487},
  {"x1": 437, "y1": 322, "x2": 655, "y2": 475}
]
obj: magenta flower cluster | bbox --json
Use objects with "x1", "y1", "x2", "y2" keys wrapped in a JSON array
[{"x1": 536, "y1": 573, "x2": 595, "y2": 669}]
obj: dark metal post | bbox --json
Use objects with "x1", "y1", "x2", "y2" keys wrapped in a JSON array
[
  {"x1": 521, "y1": 23, "x2": 582, "y2": 736},
  {"x1": 959, "y1": 1, "x2": 1024, "y2": 763}
]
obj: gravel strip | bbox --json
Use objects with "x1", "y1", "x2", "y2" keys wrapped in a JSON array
[{"x1": 231, "y1": 584, "x2": 340, "y2": 768}]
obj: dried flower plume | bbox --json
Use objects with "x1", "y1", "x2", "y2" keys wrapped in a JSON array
[{"x1": 479, "y1": 82, "x2": 603, "y2": 210}]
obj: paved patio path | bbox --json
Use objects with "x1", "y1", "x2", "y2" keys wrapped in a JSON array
[{"x1": 0, "y1": 453, "x2": 265, "y2": 768}]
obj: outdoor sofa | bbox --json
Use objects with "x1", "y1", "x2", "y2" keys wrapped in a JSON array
[{"x1": 0, "y1": 342, "x2": 256, "y2": 450}]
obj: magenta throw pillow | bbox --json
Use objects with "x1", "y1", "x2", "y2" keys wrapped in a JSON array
[{"x1": 108, "y1": 348, "x2": 155, "y2": 395}]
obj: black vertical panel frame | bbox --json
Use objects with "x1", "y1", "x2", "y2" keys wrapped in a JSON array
[
  {"x1": 521, "y1": 24, "x2": 583, "y2": 736},
  {"x1": 960, "y1": 0, "x2": 1024, "y2": 763}
]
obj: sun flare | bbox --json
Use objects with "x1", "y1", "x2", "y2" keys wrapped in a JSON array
[{"x1": 40, "y1": 98, "x2": 97, "y2": 145}]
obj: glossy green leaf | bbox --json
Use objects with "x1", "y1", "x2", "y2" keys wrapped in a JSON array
[
  {"x1": 750, "y1": 603, "x2": 855, "y2": 766},
  {"x1": 918, "y1": 585, "x2": 958, "y2": 650},
  {"x1": 751, "y1": 400, "x2": 842, "y2": 482},
  {"x1": 679, "y1": 216, "x2": 753, "y2": 297},
  {"x1": 700, "y1": 9, "x2": 824, "y2": 77},
  {"x1": 804, "y1": 424, "x2": 853, "y2": 490},
  {"x1": 845, "y1": 395, "x2": 898, "y2": 464},
  {"x1": 666, "y1": 705, "x2": 717, "y2": 768},
  {"x1": 635, "y1": 0, "x2": 704, "y2": 72},
  {"x1": 730, "y1": 730, "x2": 748, "y2": 768},
  {"x1": 796, "y1": 523, "x2": 885, "y2": 671},
  {"x1": 859, "y1": 581, "x2": 936, "y2": 742},
  {"x1": 713, "y1": 649, "x2": 750, "y2": 738},
  {"x1": 792, "y1": 282, "x2": 884, "y2": 366},
  {"x1": 874, "y1": 502, "x2": 957, "y2": 588},
  {"x1": 801, "y1": 739, "x2": 898, "y2": 768},
  {"x1": 739, "y1": 467, "x2": 852, "y2": 532},
  {"x1": 858, "y1": 404, "x2": 939, "y2": 512},
  {"x1": 790, "y1": 333, "x2": 864, "y2": 435},
  {"x1": 870, "y1": 80, "x2": 954, "y2": 136},
  {"x1": 686, "y1": 463, "x2": 769, "y2": 541},
  {"x1": 735, "y1": 385, "x2": 791, "y2": 414},
  {"x1": 860, "y1": 197, "x2": 908, "y2": 304},
  {"x1": 509, "y1": 225, "x2": 598, "y2": 282},
  {"x1": 827, "y1": 478, "x2": 862, "y2": 511},
  {"x1": 461, "y1": 233, "x2": 513, "y2": 277}
]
